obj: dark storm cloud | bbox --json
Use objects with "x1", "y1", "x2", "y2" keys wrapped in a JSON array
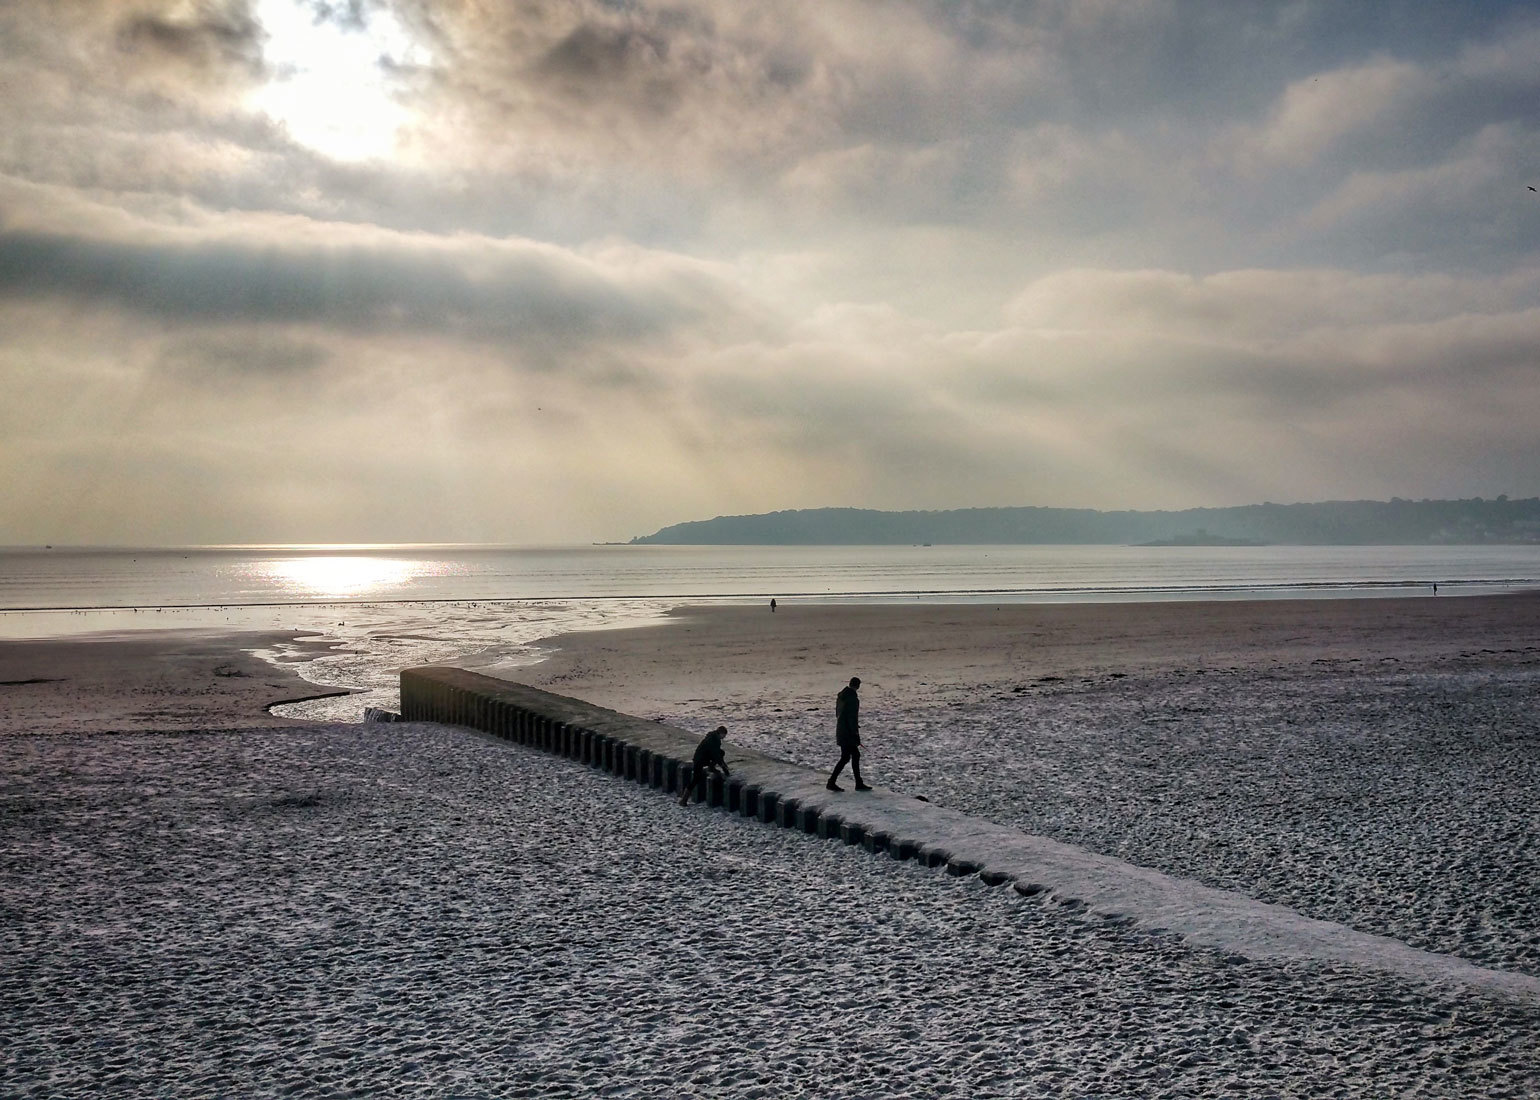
[{"x1": 0, "y1": 226, "x2": 722, "y2": 350}]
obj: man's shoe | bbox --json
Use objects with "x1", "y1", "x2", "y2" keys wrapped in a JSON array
[
  {"x1": 826, "y1": 780, "x2": 844, "y2": 792},
  {"x1": 854, "y1": 783, "x2": 873, "y2": 791}
]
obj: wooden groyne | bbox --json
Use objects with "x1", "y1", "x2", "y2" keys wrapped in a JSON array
[
  {"x1": 399, "y1": 665, "x2": 967, "y2": 869},
  {"x1": 397, "y1": 664, "x2": 1540, "y2": 1000}
]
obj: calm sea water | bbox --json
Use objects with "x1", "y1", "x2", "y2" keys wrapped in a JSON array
[{"x1": 4, "y1": 543, "x2": 1537, "y2": 720}]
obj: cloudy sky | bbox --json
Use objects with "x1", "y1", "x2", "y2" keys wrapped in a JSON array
[{"x1": 3, "y1": 0, "x2": 1538, "y2": 545}]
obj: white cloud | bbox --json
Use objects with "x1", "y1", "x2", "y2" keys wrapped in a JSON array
[
  {"x1": 1236, "y1": 57, "x2": 1426, "y2": 169},
  {"x1": 1452, "y1": 20, "x2": 1540, "y2": 83},
  {"x1": 1301, "y1": 122, "x2": 1520, "y2": 231},
  {"x1": 777, "y1": 141, "x2": 969, "y2": 217}
]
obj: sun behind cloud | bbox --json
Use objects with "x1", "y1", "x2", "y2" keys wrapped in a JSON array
[{"x1": 248, "y1": 0, "x2": 422, "y2": 162}]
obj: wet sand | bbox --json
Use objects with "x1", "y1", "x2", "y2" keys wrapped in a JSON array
[
  {"x1": 505, "y1": 593, "x2": 1540, "y2": 716},
  {"x1": 0, "y1": 630, "x2": 345, "y2": 733}
]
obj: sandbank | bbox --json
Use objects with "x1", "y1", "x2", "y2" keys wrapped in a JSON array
[{"x1": 0, "y1": 630, "x2": 346, "y2": 734}]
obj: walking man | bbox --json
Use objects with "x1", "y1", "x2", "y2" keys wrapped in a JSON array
[
  {"x1": 828, "y1": 677, "x2": 872, "y2": 792},
  {"x1": 679, "y1": 726, "x2": 731, "y2": 806}
]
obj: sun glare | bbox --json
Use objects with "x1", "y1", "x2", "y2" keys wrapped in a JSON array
[
  {"x1": 265, "y1": 556, "x2": 418, "y2": 597},
  {"x1": 250, "y1": 0, "x2": 421, "y2": 162}
]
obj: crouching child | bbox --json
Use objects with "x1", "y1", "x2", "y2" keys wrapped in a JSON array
[{"x1": 679, "y1": 726, "x2": 731, "y2": 806}]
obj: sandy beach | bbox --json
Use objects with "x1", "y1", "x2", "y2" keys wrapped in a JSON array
[
  {"x1": 4, "y1": 596, "x2": 1540, "y2": 1097},
  {"x1": 507, "y1": 595, "x2": 1540, "y2": 976}
]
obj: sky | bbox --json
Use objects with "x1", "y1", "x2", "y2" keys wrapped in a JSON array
[{"x1": 2, "y1": 0, "x2": 1539, "y2": 545}]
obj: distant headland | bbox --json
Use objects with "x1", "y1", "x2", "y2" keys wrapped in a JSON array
[{"x1": 630, "y1": 497, "x2": 1540, "y2": 546}]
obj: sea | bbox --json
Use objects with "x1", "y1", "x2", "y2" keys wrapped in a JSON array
[{"x1": 3, "y1": 543, "x2": 1537, "y2": 721}]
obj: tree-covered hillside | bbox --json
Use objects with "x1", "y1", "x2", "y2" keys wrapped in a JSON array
[{"x1": 630, "y1": 498, "x2": 1540, "y2": 545}]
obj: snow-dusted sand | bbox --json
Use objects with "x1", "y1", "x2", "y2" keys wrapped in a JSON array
[
  {"x1": 507, "y1": 596, "x2": 1540, "y2": 980},
  {"x1": 4, "y1": 598, "x2": 1540, "y2": 1097},
  {"x1": 6, "y1": 721, "x2": 1540, "y2": 1098}
]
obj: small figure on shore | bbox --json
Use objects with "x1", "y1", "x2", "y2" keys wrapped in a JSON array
[
  {"x1": 1432, "y1": 582, "x2": 1438, "y2": 595},
  {"x1": 679, "y1": 726, "x2": 731, "y2": 806},
  {"x1": 828, "y1": 676, "x2": 872, "y2": 792},
  {"x1": 770, "y1": 598, "x2": 777, "y2": 612}
]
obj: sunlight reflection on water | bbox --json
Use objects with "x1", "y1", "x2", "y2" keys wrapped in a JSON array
[
  {"x1": 4, "y1": 544, "x2": 1538, "y2": 724},
  {"x1": 252, "y1": 556, "x2": 435, "y2": 598}
]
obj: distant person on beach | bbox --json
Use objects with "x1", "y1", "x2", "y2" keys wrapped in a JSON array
[
  {"x1": 770, "y1": 598, "x2": 777, "y2": 612},
  {"x1": 679, "y1": 726, "x2": 731, "y2": 806},
  {"x1": 827, "y1": 677, "x2": 872, "y2": 792}
]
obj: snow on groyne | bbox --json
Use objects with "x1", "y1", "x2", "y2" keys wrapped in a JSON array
[{"x1": 400, "y1": 666, "x2": 1540, "y2": 1002}]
